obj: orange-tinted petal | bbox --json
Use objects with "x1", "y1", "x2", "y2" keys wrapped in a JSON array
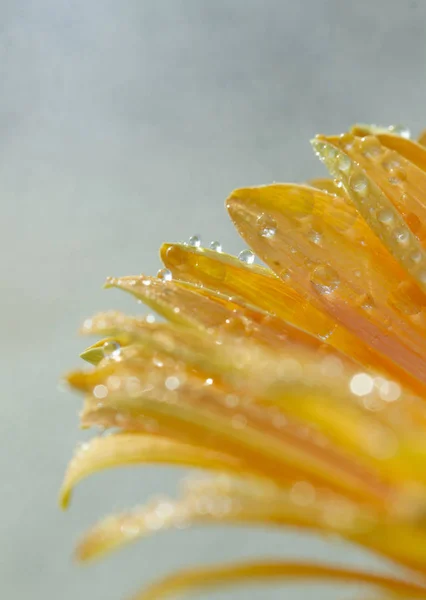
[{"x1": 226, "y1": 184, "x2": 426, "y2": 393}]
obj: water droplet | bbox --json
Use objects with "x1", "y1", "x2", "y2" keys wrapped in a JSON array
[
  {"x1": 210, "y1": 241, "x2": 222, "y2": 252},
  {"x1": 334, "y1": 178, "x2": 343, "y2": 188},
  {"x1": 188, "y1": 235, "x2": 201, "y2": 247},
  {"x1": 308, "y1": 230, "x2": 322, "y2": 245},
  {"x1": 394, "y1": 228, "x2": 410, "y2": 246},
  {"x1": 349, "y1": 174, "x2": 368, "y2": 195},
  {"x1": 225, "y1": 394, "x2": 239, "y2": 408},
  {"x1": 93, "y1": 384, "x2": 108, "y2": 399},
  {"x1": 257, "y1": 213, "x2": 277, "y2": 238},
  {"x1": 280, "y1": 269, "x2": 291, "y2": 281},
  {"x1": 388, "y1": 124, "x2": 410, "y2": 139},
  {"x1": 382, "y1": 155, "x2": 401, "y2": 171},
  {"x1": 360, "y1": 137, "x2": 382, "y2": 158},
  {"x1": 388, "y1": 167, "x2": 406, "y2": 185},
  {"x1": 360, "y1": 293, "x2": 375, "y2": 310},
  {"x1": 377, "y1": 209, "x2": 394, "y2": 225},
  {"x1": 310, "y1": 265, "x2": 340, "y2": 295},
  {"x1": 146, "y1": 314, "x2": 156, "y2": 323},
  {"x1": 325, "y1": 145, "x2": 337, "y2": 160},
  {"x1": 157, "y1": 268, "x2": 172, "y2": 281},
  {"x1": 375, "y1": 378, "x2": 401, "y2": 402},
  {"x1": 410, "y1": 250, "x2": 422, "y2": 264},
  {"x1": 350, "y1": 373, "x2": 374, "y2": 396},
  {"x1": 337, "y1": 153, "x2": 351, "y2": 173},
  {"x1": 339, "y1": 132, "x2": 355, "y2": 151},
  {"x1": 165, "y1": 376, "x2": 180, "y2": 391},
  {"x1": 238, "y1": 249, "x2": 255, "y2": 265},
  {"x1": 103, "y1": 340, "x2": 121, "y2": 358}
]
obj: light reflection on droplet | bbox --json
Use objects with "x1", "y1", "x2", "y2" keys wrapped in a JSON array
[
  {"x1": 188, "y1": 235, "x2": 201, "y2": 247},
  {"x1": 350, "y1": 373, "x2": 374, "y2": 396},
  {"x1": 210, "y1": 241, "x2": 222, "y2": 252},
  {"x1": 94, "y1": 384, "x2": 108, "y2": 399},
  {"x1": 103, "y1": 340, "x2": 121, "y2": 358},
  {"x1": 157, "y1": 268, "x2": 172, "y2": 281},
  {"x1": 257, "y1": 213, "x2": 277, "y2": 238},
  {"x1": 165, "y1": 376, "x2": 180, "y2": 391},
  {"x1": 238, "y1": 249, "x2": 255, "y2": 265}
]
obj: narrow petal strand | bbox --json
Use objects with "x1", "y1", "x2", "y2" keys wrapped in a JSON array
[
  {"x1": 132, "y1": 561, "x2": 426, "y2": 600},
  {"x1": 60, "y1": 433, "x2": 243, "y2": 509}
]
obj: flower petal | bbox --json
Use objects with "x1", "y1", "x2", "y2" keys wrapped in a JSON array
[
  {"x1": 59, "y1": 433, "x2": 243, "y2": 509},
  {"x1": 313, "y1": 136, "x2": 426, "y2": 294},
  {"x1": 67, "y1": 350, "x2": 390, "y2": 506},
  {"x1": 132, "y1": 561, "x2": 426, "y2": 600},
  {"x1": 226, "y1": 184, "x2": 426, "y2": 394}
]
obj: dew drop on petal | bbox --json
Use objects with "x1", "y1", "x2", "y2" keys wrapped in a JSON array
[
  {"x1": 410, "y1": 250, "x2": 422, "y2": 264},
  {"x1": 238, "y1": 249, "x2": 255, "y2": 265},
  {"x1": 394, "y1": 228, "x2": 410, "y2": 246},
  {"x1": 388, "y1": 124, "x2": 410, "y2": 139},
  {"x1": 308, "y1": 230, "x2": 322, "y2": 245},
  {"x1": 103, "y1": 340, "x2": 121, "y2": 358},
  {"x1": 157, "y1": 268, "x2": 172, "y2": 281},
  {"x1": 310, "y1": 265, "x2": 340, "y2": 295},
  {"x1": 210, "y1": 240, "x2": 222, "y2": 252},
  {"x1": 257, "y1": 213, "x2": 277, "y2": 238},
  {"x1": 377, "y1": 209, "x2": 394, "y2": 225},
  {"x1": 350, "y1": 373, "x2": 374, "y2": 396},
  {"x1": 93, "y1": 384, "x2": 108, "y2": 399},
  {"x1": 349, "y1": 174, "x2": 368, "y2": 195},
  {"x1": 188, "y1": 235, "x2": 201, "y2": 247},
  {"x1": 388, "y1": 167, "x2": 406, "y2": 185},
  {"x1": 337, "y1": 153, "x2": 351, "y2": 173},
  {"x1": 165, "y1": 376, "x2": 180, "y2": 391}
]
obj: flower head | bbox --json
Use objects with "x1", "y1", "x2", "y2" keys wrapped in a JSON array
[{"x1": 61, "y1": 124, "x2": 426, "y2": 599}]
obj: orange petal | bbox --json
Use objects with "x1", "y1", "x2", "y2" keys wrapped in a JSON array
[
  {"x1": 226, "y1": 184, "x2": 426, "y2": 393},
  {"x1": 313, "y1": 136, "x2": 426, "y2": 294}
]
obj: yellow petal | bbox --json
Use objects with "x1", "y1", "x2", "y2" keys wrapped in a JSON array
[
  {"x1": 59, "y1": 433, "x2": 243, "y2": 509},
  {"x1": 134, "y1": 561, "x2": 426, "y2": 600},
  {"x1": 67, "y1": 352, "x2": 389, "y2": 507}
]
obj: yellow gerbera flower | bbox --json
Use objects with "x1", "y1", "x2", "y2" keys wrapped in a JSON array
[{"x1": 61, "y1": 123, "x2": 426, "y2": 599}]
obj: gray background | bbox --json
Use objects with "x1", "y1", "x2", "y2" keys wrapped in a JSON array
[{"x1": 2, "y1": 1, "x2": 426, "y2": 598}]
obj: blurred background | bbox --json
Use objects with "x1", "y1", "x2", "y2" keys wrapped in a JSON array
[{"x1": 2, "y1": 1, "x2": 426, "y2": 598}]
